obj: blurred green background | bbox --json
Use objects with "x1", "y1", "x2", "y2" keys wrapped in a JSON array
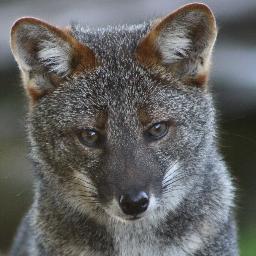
[{"x1": 0, "y1": 0, "x2": 255, "y2": 255}]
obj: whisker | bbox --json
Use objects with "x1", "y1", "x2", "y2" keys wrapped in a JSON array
[
  {"x1": 66, "y1": 180, "x2": 98, "y2": 194},
  {"x1": 162, "y1": 172, "x2": 187, "y2": 188},
  {"x1": 162, "y1": 159, "x2": 181, "y2": 183},
  {"x1": 60, "y1": 176, "x2": 98, "y2": 193},
  {"x1": 67, "y1": 165, "x2": 97, "y2": 187},
  {"x1": 162, "y1": 173, "x2": 190, "y2": 189},
  {"x1": 162, "y1": 172, "x2": 203, "y2": 194},
  {"x1": 68, "y1": 194, "x2": 101, "y2": 205}
]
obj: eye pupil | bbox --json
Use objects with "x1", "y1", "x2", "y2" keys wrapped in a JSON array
[
  {"x1": 146, "y1": 122, "x2": 168, "y2": 140},
  {"x1": 78, "y1": 129, "x2": 100, "y2": 147},
  {"x1": 153, "y1": 123, "x2": 161, "y2": 132},
  {"x1": 88, "y1": 130, "x2": 96, "y2": 138}
]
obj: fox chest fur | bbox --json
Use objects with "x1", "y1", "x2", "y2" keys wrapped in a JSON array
[{"x1": 10, "y1": 3, "x2": 238, "y2": 256}]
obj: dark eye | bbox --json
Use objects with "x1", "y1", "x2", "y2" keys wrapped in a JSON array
[
  {"x1": 145, "y1": 122, "x2": 169, "y2": 140},
  {"x1": 77, "y1": 128, "x2": 101, "y2": 147}
]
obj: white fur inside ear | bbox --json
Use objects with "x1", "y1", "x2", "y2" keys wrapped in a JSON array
[
  {"x1": 157, "y1": 27, "x2": 191, "y2": 64},
  {"x1": 38, "y1": 39, "x2": 71, "y2": 76},
  {"x1": 155, "y1": 10, "x2": 216, "y2": 66}
]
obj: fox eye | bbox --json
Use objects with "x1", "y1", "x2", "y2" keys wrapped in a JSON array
[
  {"x1": 145, "y1": 122, "x2": 169, "y2": 140},
  {"x1": 77, "y1": 128, "x2": 101, "y2": 147}
]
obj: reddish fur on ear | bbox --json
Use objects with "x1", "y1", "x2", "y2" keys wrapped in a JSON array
[
  {"x1": 26, "y1": 84, "x2": 49, "y2": 106},
  {"x1": 185, "y1": 74, "x2": 208, "y2": 88},
  {"x1": 62, "y1": 27, "x2": 98, "y2": 73},
  {"x1": 11, "y1": 17, "x2": 99, "y2": 105},
  {"x1": 135, "y1": 3, "x2": 217, "y2": 88},
  {"x1": 11, "y1": 17, "x2": 98, "y2": 75},
  {"x1": 136, "y1": 28, "x2": 161, "y2": 68}
]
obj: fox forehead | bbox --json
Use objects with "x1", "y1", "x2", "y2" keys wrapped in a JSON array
[
  {"x1": 33, "y1": 73, "x2": 208, "y2": 141},
  {"x1": 71, "y1": 23, "x2": 150, "y2": 62},
  {"x1": 35, "y1": 74, "x2": 163, "y2": 130}
]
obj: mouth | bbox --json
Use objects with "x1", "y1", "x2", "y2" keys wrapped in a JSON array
[{"x1": 123, "y1": 214, "x2": 144, "y2": 221}]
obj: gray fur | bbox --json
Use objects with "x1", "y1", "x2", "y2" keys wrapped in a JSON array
[{"x1": 10, "y1": 4, "x2": 238, "y2": 256}]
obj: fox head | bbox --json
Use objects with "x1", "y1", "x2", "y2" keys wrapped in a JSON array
[{"x1": 11, "y1": 3, "x2": 217, "y2": 223}]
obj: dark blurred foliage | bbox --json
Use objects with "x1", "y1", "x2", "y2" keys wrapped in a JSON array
[{"x1": 0, "y1": 0, "x2": 255, "y2": 255}]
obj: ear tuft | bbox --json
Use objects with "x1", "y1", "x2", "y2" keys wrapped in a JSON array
[
  {"x1": 37, "y1": 36, "x2": 71, "y2": 76},
  {"x1": 136, "y1": 3, "x2": 217, "y2": 87}
]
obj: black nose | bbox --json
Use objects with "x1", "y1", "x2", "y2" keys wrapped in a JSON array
[{"x1": 119, "y1": 191, "x2": 149, "y2": 216}]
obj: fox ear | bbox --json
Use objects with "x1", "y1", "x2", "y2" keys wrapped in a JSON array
[
  {"x1": 10, "y1": 17, "x2": 97, "y2": 104},
  {"x1": 136, "y1": 3, "x2": 217, "y2": 87}
]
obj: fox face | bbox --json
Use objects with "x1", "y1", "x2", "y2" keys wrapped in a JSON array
[{"x1": 11, "y1": 4, "x2": 217, "y2": 223}]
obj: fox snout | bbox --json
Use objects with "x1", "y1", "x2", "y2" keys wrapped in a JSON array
[{"x1": 102, "y1": 173, "x2": 161, "y2": 221}]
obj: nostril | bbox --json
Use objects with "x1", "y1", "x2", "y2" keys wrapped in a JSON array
[
  {"x1": 139, "y1": 196, "x2": 149, "y2": 208},
  {"x1": 119, "y1": 191, "x2": 149, "y2": 216}
]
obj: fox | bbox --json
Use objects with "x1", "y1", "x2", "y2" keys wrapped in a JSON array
[{"x1": 9, "y1": 3, "x2": 238, "y2": 256}]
